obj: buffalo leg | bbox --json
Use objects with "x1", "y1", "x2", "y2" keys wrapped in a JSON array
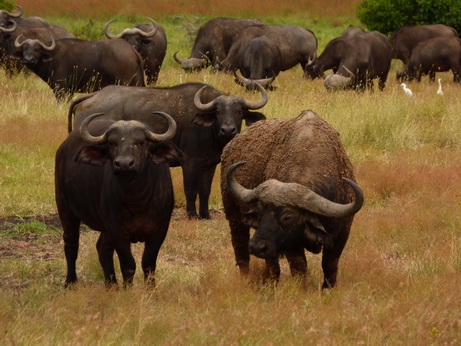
[
  {"x1": 110, "y1": 234, "x2": 136, "y2": 286},
  {"x1": 62, "y1": 216, "x2": 81, "y2": 287},
  {"x1": 285, "y1": 250, "x2": 308, "y2": 278},
  {"x1": 96, "y1": 233, "x2": 117, "y2": 286},
  {"x1": 229, "y1": 220, "x2": 250, "y2": 275},
  {"x1": 182, "y1": 161, "x2": 201, "y2": 218},
  {"x1": 198, "y1": 165, "x2": 217, "y2": 219},
  {"x1": 263, "y1": 258, "x2": 281, "y2": 283},
  {"x1": 141, "y1": 232, "x2": 168, "y2": 286}
]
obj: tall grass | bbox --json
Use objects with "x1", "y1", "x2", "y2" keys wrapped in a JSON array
[{"x1": 1, "y1": 4, "x2": 461, "y2": 345}]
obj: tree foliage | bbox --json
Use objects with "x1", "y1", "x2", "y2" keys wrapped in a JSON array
[
  {"x1": 357, "y1": 0, "x2": 461, "y2": 35},
  {"x1": 0, "y1": 0, "x2": 14, "y2": 11}
]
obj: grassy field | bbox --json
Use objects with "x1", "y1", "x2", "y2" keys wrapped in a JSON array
[{"x1": 1, "y1": 1, "x2": 461, "y2": 344}]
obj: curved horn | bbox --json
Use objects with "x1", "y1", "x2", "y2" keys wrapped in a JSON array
[
  {"x1": 240, "y1": 82, "x2": 268, "y2": 110},
  {"x1": 79, "y1": 113, "x2": 108, "y2": 144},
  {"x1": 226, "y1": 162, "x2": 260, "y2": 203},
  {"x1": 233, "y1": 70, "x2": 274, "y2": 88},
  {"x1": 0, "y1": 20, "x2": 16, "y2": 32},
  {"x1": 103, "y1": 19, "x2": 120, "y2": 39},
  {"x1": 342, "y1": 65, "x2": 355, "y2": 77},
  {"x1": 38, "y1": 37, "x2": 55, "y2": 51},
  {"x1": 138, "y1": 18, "x2": 158, "y2": 37},
  {"x1": 6, "y1": 5, "x2": 23, "y2": 18},
  {"x1": 173, "y1": 51, "x2": 185, "y2": 64},
  {"x1": 306, "y1": 55, "x2": 314, "y2": 66},
  {"x1": 13, "y1": 34, "x2": 24, "y2": 48},
  {"x1": 145, "y1": 111, "x2": 177, "y2": 142},
  {"x1": 194, "y1": 85, "x2": 218, "y2": 111}
]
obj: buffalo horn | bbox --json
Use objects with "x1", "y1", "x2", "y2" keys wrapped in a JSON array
[
  {"x1": 193, "y1": 86, "x2": 218, "y2": 111},
  {"x1": 240, "y1": 81, "x2": 268, "y2": 110},
  {"x1": 342, "y1": 65, "x2": 355, "y2": 77},
  {"x1": 38, "y1": 37, "x2": 55, "y2": 51},
  {"x1": 139, "y1": 18, "x2": 158, "y2": 37},
  {"x1": 173, "y1": 51, "x2": 185, "y2": 64},
  {"x1": 103, "y1": 19, "x2": 119, "y2": 39},
  {"x1": 13, "y1": 34, "x2": 24, "y2": 48},
  {"x1": 227, "y1": 162, "x2": 364, "y2": 218},
  {"x1": 145, "y1": 111, "x2": 177, "y2": 142},
  {"x1": 5, "y1": 5, "x2": 23, "y2": 18},
  {"x1": 233, "y1": 70, "x2": 274, "y2": 89},
  {"x1": 0, "y1": 20, "x2": 17, "y2": 32}
]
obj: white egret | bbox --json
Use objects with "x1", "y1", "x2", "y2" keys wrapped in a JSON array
[
  {"x1": 437, "y1": 78, "x2": 443, "y2": 95},
  {"x1": 401, "y1": 83, "x2": 413, "y2": 96}
]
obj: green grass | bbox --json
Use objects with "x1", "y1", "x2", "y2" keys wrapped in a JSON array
[{"x1": 1, "y1": 7, "x2": 461, "y2": 345}]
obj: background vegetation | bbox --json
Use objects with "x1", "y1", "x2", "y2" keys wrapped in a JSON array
[{"x1": 0, "y1": 0, "x2": 460, "y2": 344}]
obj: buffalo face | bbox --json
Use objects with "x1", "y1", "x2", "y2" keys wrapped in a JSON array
[{"x1": 12, "y1": 35, "x2": 55, "y2": 64}]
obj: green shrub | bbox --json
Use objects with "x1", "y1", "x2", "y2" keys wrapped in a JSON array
[
  {"x1": 0, "y1": 0, "x2": 14, "y2": 11},
  {"x1": 357, "y1": 0, "x2": 461, "y2": 35}
]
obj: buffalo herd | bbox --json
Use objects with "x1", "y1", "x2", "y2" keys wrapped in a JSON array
[{"x1": 2, "y1": 4, "x2": 458, "y2": 287}]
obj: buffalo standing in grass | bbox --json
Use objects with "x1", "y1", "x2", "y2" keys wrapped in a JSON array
[
  {"x1": 396, "y1": 36, "x2": 461, "y2": 83},
  {"x1": 0, "y1": 5, "x2": 55, "y2": 28},
  {"x1": 221, "y1": 110, "x2": 364, "y2": 288},
  {"x1": 223, "y1": 24, "x2": 318, "y2": 78},
  {"x1": 390, "y1": 24, "x2": 458, "y2": 65},
  {"x1": 11, "y1": 36, "x2": 145, "y2": 101},
  {"x1": 174, "y1": 17, "x2": 263, "y2": 72},
  {"x1": 104, "y1": 18, "x2": 167, "y2": 84},
  {"x1": 323, "y1": 31, "x2": 392, "y2": 91},
  {"x1": 68, "y1": 82, "x2": 268, "y2": 219},
  {"x1": 56, "y1": 112, "x2": 179, "y2": 287}
]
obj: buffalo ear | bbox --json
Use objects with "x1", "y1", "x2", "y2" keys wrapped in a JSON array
[
  {"x1": 242, "y1": 209, "x2": 259, "y2": 228},
  {"x1": 150, "y1": 142, "x2": 183, "y2": 164},
  {"x1": 74, "y1": 146, "x2": 108, "y2": 166},
  {"x1": 192, "y1": 112, "x2": 216, "y2": 127},
  {"x1": 10, "y1": 50, "x2": 23, "y2": 61},
  {"x1": 243, "y1": 111, "x2": 266, "y2": 126}
]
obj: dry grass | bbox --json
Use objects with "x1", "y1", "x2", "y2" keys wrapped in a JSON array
[{"x1": 1, "y1": 4, "x2": 461, "y2": 345}]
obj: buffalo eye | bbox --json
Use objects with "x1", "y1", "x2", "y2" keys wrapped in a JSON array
[{"x1": 279, "y1": 209, "x2": 297, "y2": 227}]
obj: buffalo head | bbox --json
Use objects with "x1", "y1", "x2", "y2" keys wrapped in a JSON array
[
  {"x1": 193, "y1": 83, "x2": 268, "y2": 141},
  {"x1": 0, "y1": 5, "x2": 22, "y2": 28},
  {"x1": 12, "y1": 35, "x2": 55, "y2": 64},
  {"x1": 323, "y1": 66, "x2": 355, "y2": 91},
  {"x1": 104, "y1": 18, "x2": 158, "y2": 50},
  {"x1": 77, "y1": 111, "x2": 177, "y2": 176},
  {"x1": 226, "y1": 161, "x2": 364, "y2": 258},
  {"x1": 233, "y1": 70, "x2": 276, "y2": 91},
  {"x1": 173, "y1": 51, "x2": 210, "y2": 72}
]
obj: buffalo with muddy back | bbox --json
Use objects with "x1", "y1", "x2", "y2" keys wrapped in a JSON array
[
  {"x1": 55, "y1": 112, "x2": 179, "y2": 287},
  {"x1": 68, "y1": 82, "x2": 268, "y2": 219},
  {"x1": 221, "y1": 110, "x2": 364, "y2": 288}
]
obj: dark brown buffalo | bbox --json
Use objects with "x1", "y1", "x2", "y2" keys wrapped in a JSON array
[
  {"x1": 390, "y1": 24, "x2": 458, "y2": 65},
  {"x1": 222, "y1": 24, "x2": 318, "y2": 78},
  {"x1": 174, "y1": 17, "x2": 263, "y2": 72},
  {"x1": 67, "y1": 82, "x2": 268, "y2": 219},
  {"x1": 396, "y1": 36, "x2": 461, "y2": 83},
  {"x1": 305, "y1": 26, "x2": 365, "y2": 79},
  {"x1": 56, "y1": 112, "x2": 179, "y2": 287},
  {"x1": 323, "y1": 31, "x2": 392, "y2": 91},
  {"x1": 11, "y1": 36, "x2": 145, "y2": 101},
  {"x1": 0, "y1": 23, "x2": 74, "y2": 77},
  {"x1": 104, "y1": 18, "x2": 167, "y2": 84},
  {"x1": 0, "y1": 5, "x2": 52, "y2": 28},
  {"x1": 221, "y1": 110, "x2": 364, "y2": 288}
]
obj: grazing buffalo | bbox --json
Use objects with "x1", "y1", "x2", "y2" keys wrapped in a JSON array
[
  {"x1": 221, "y1": 110, "x2": 364, "y2": 288},
  {"x1": 0, "y1": 23, "x2": 74, "y2": 77},
  {"x1": 174, "y1": 17, "x2": 263, "y2": 72},
  {"x1": 390, "y1": 24, "x2": 458, "y2": 65},
  {"x1": 222, "y1": 24, "x2": 318, "y2": 78},
  {"x1": 231, "y1": 35, "x2": 282, "y2": 89},
  {"x1": 56, "y1": 112, "x2": 179, "y2": 287},
  {"x1": 67, "y1": 82, "x2": 268, "y2": 219},
  {"x1": 396, "y1": 36, "x2": 461, "y2": 83},
  {"x1": 323, "y1": 31, "x2": 392, "y2": 91},
  {"x1": 11, "y1": 36, "x2": 145, "y2": 101},
  {"x1": 104, "y1": 18, "x2": 167, "y2": 84},
  {"x1": 305, "y1": 26, "x2": 365, "y2": 79}
]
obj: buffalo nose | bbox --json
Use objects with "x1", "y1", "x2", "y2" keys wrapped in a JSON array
[
  {"x1": 220, "y1": 125, "x2": 237, "y2": 137},
  {"x1": 249, "y1": 241, "x2": 267, "y2": 256},
  {"x1": 114, "y1": 157, "x2": 135, "y2": 171}
]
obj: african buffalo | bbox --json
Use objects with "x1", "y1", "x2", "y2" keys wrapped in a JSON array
[
  {"x1": 11, "y1": 36, "x2": 145, "y2": 101},
  {"x1": 221, "y1": 110, "x2": 364, "y2": 288},
  {"x1": 0, "y1": 23, "x2": 74, "y2": 77},
  {"x1": 231, "y1": 35, "x2": 281, "y2": 89},
  {"x1": 396, "y1": 36, "x2": 461, "y2": 83},
  {"x1": 390, "y1": 24, "x2": 458, "y2": 65},
  {"x1": 305, "y1": 26, "x2": 365, "y2": 79},
  {"x1": 323, "y1": 31, "x2": 392, "y2": 91},
  {"x1": 56, "y1": 111, "x2": 179, "y2": 287},
  {"x1": 0, "y1": 5, "x2": 53, "y2": 28},
  {"x1": 174, "y1": 17, "x2": 263, "y2": 72},
  {"x1": 222, "y1": 24, "x2": 318, "y2": 78},
  {"x1": 104, "y1": 18, "x2": 167, "y2": 84},
  {"x1": 67, "y1": 82, "x2": 268, "y2": 219}
]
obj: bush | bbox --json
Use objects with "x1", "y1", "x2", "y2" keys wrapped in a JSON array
[
  {"x1": 357, "y1": 0, "x2": 461, "y2": 35},
  {"x1": 0, "y1": 0, "x2": 14, "y2": 11}
]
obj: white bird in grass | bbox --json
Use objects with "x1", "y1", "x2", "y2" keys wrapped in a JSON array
[
  {"x1": 401, "y1": 83, "x2": 413, "y2": 96},
  {"x1": 437, "y1": 78, "x2": 444, "y2": 95}
]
